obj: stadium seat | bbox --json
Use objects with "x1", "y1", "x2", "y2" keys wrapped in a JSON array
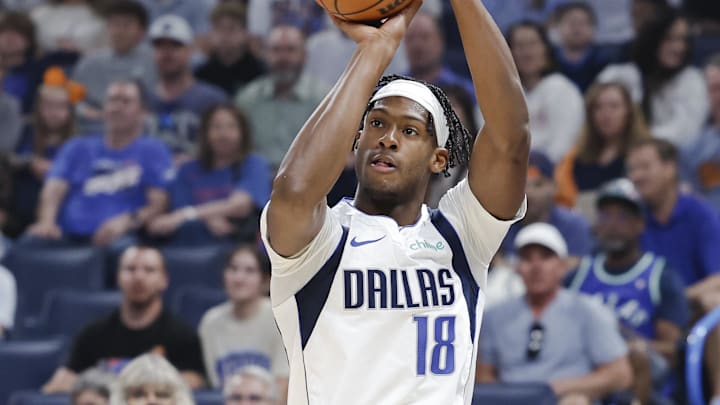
[
  {"x1": 171, "y1": 287, "x2": 227, "y2": 330},
  {"x1": 3, "y1": 246, "x2": 105, "y2": 329},
  {"x1": 686, "y1": 306, "x2": 720, "y2": 405},
  {"x1": 31, "y1": 290, "x2": 122, "y2": 339},
  {"x1": 7, "y1": 391, "x2": 69, "y2": 405},
  {"x1": 160, "y1": 245, "x2": 229, "y2": 302},
  {"x1": 472, "y1": 383, "x2": 556, "y2": 405},
  {"x1": 0, "y1": 339, "x2": 67, "y2": 405},
  {"x1": 194, "y1": 390, "x2": 224, "y2": 405}
]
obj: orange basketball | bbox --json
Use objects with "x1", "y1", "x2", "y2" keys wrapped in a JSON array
[{"x1": 315, "y1": 0, "x2": 413, "y2": 23}]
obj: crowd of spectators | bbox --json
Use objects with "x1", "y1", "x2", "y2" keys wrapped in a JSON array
[{"x1": 0, "y1": 0, "x2": 720, "y2": 404}]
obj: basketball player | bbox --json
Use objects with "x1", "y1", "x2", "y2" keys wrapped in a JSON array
[{"x1": 261, "y1": 0, "x2": 529, "y2": 403}]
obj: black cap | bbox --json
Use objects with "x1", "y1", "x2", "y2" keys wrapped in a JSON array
[{"x1": 596, "y1": 178, "x2": 644, "y2": 215}]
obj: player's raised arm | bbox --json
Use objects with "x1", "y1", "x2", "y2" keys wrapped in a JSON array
[
  {"x1": 452, "y1": 0, "x2": 530, "y2": 220},
  {"x1": 266, "y1": 1, "x2": 423, "y2": 257}
]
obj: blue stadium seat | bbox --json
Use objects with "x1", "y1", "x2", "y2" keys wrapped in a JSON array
[
  {"x1": 30, "y1": 290, "x2": 122, "y2": 339},
  {"x1": 171, "y1": 287, "x2": 227, "y2": 330},
  {"x1": 0, "y1": 339, "x2": 67, "y2": 405},
  {"x1": 2, "y1": 246, "x2": 105, "y2": 329},
  {"x1": 160, "y1": 245, "x2": 229, "y2": 302},
  {"x1": 686, "y1": 306, "x2": 720, "y2": 405},
  {"x1": 472, "y1": 383, "x2": 556, "y2": 405},
  {"x1": 194, "y1": 390, "x2": 224, "y2": 405},
  {"x1": 7, "y1": 391, "x2": 69, "y2": 405}
]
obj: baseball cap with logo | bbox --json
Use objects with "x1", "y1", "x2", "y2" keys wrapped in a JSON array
[
  {"x1": 527, "y1": 150, "x2": 555, "y2": 181},
  {"x1": 514, "y1": 222, "x2": 568, "y2": 258},
  {"x1": 596, "y1": 178, "x2": 644, "y2": 216},
  {"x1": 149, "y1": 14, "x2": 193, "y2": 46}
]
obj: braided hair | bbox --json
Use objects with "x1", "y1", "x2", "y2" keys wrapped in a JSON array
[{"x1": 359, "y1": 74, "x2": 474, "y2": 177}]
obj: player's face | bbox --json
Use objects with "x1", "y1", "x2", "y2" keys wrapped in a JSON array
[
  {"x1": 125, "y1": 384, "x2": 175, "y2": 405},
  {"x1": 118, "y1": 248, "x2": 168, "y2": 307},
  {"x1": 224, "y1": 377, "x2": 273, "y2": 405},
  {"x1": 517, "y1": 245, "x2": 564, "y2": 297},
  {"x1": 208, "y1": 108, "x2": 243, "y2": 162},
  {"x1": 595, "y1": 203, "x2": 644, "y2": 254},
  {"x1": 355, "y1": 97, "x2": 445, "y2": 201},
  {"x1": 626, "y1": 146, "x2": 676, "y2": 204},
  {"x1": 224, "y1": 250, "x2": 266, "y2": 305}
]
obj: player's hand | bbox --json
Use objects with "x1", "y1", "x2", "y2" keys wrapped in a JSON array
[
  {"x1": 92, "y1": 213, "x2": 132, "y2": 246},
  {"x1": 147, "y1": 212, "x2": 184, "y2": 236},
  {"x1": 331, "y1": 0, "x2": 423, "y2": 47},
  {"x1": 27, "y1": 221, "x2": 62, "y2": 240}
]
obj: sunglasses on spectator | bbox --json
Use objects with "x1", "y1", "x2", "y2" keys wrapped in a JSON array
[{"x1": 526, "y1": 322, "x2": 544, "y2": 361}]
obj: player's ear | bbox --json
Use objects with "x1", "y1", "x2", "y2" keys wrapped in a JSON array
[
  {"x1": 353, "y1": 130, "x2": 361, "y2": 151},
  {"x1": 430, "y1": 148, "x2": 448, "y2": 174}
]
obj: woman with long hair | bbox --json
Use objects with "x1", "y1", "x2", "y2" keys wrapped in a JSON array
[
  {"x1": 556, "y1": 82, "x2": 650, "y2": 208},
  {"x1": 597, "y1": 10, "x2": 708, "y2": 149},
  {"x1": 507, "y1": 20, "x2": 585, "y2": 162},
  {"x1": 148, "y1": 104, "x2": 271, "y2": 245}
]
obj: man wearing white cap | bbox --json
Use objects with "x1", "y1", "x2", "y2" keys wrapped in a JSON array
[
  {"x1": 145, "y1": 14, "x2": 226, "y2": 157},
  {"x1": 478, "y1": 222, "x2": 632, "y2": 405},
  {"x1": 262, "y1": 0, "x2": 530, "y2": 404}
]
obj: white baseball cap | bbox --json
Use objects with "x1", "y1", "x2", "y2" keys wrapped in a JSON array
[
  {"x1": 514, "y1": 223, "x2": 568, "y2": 258},
  {"x1": 149, "y1": 14, "x2": 193, "y2": 46}
]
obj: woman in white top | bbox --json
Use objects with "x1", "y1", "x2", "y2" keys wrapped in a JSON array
[
  {"x1": 507, "y1": 21, "x2": 585, "y2": 162},
  {"x1": 597, "y1": 11, "x2": 708, "y2": 150}
]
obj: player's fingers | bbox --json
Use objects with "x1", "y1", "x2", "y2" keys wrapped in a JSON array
[
  {"x1": 395, "y1": 0, "x2": 424, "y2": 26},
  {"x1": 381, "y1": 0, "x2": 423, "y2": 36}
]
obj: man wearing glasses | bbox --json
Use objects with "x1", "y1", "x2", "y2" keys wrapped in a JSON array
[{"x1": 477, "y1": 223, "x2": 632, "y2": 405}]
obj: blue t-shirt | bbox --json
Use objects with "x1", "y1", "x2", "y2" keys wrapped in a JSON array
[
  {"x1": 641, "y1": 194, "x2": 720, "y2": 286},
  {"x1": 554, "y1": 45, "x2": 615, "y2": 92},
  {"x1": 146, "y1": 82, "x2": 227, "y2": 155},
  {"x1": 502, "y1": 206, "x2": 594, "y2": 257},
  {"x1": 170, "y1": 154, "x2": 271, "y2": 210},
  {"x1": 566, "y1": 253, "x2": 689, "y2": 340},
  {"x1": 48, "y1": 135, "x2": 173, "y2": 236}
]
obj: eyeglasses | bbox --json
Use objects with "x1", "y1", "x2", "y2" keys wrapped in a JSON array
[
  {"x1": 225, "y1": 394, "x2": 267, "y2": 403},
  {"x1": 526, "y1": 322, "x2": 544, "y2": 361}
]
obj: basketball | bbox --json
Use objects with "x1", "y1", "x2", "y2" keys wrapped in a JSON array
[{"x1": 316, "y1": 0, "x2": 413, "y2": 23}]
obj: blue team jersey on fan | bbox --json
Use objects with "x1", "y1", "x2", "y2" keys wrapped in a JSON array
[
  {"x1": 569, "y1": 253, "x2": 666, "y2": 339},
  {"x1": 48, "y1": 134, "x2": 173, "y2": 236}
]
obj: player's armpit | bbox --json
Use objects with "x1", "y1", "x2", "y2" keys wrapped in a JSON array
[{"x1": 265, "y1": 198, "x2": 327, "y2": 258}]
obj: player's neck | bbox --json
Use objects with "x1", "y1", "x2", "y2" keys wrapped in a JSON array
[
  {"x1": 120, "y1": 298, "x2": 163, "y2": 330},
  {"x1": 232, "y1": 297, "x2": 262, "y2": 320},
  {"x1": 354, "y1": 192, "x2": 425, "y2": 227},
  {"x1": 603, "y1": 245, "x2": 643, "y2": 270}
]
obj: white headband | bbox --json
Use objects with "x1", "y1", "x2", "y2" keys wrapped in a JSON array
[{"x1": 369, "y1": 79, "x2": 449, "y2": 148}]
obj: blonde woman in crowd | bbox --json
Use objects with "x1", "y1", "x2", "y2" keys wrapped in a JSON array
[{"x1": 110, "y1": 354, "x2": 194, "y2": 405}]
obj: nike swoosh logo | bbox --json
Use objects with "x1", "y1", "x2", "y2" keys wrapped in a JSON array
[{"x1": 350, "y1": 235, "x2": 386, "y2": 247}]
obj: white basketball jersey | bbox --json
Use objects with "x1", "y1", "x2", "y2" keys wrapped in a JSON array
[{"x1": 260, "y1": 180, "x2": 525, "y2": 405}]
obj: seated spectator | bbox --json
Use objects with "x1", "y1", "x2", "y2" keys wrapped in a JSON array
[
  {"x1": 567, "y1": 179, "x2": 688, "y2": 404},
  {"x1": 200, "y1": 245, "x2": 288, "y2": 390},
  {"x1": 507, "y1": 21, "x2": 584, "y2": 162},
  {"x1": 10, "y1": 81, "x2": 76, "y2": 236},
  {"x1": 501, "y1": 151, "x2": 594, "y2": 269},
  {"x1": 683, "y1": 55, "x2": 720, "y2": 212},
  {"x1": 627, "y1": 138, "x2": 720, "y2": 401},
  {"x1": 195, "y1": 3, "x2": 266, "y2": 97},
  {"x1": 404, "y1": 12, "x2": 474, "y2": 101},
  {"x1": 552, "y1": 2, "x2": 616, "y2": 92},
  {"x1": 425, "y1": 84, "x2": 477, "y2": 208},
  {"x1": 0, "y1": 264, "x2": 16, "y2": 340},
  {"x1": 0, "y1": 66, "x2": 22, "y2": 153},
  {"x1": 146, "y1": 15, "x2": 227, "y2": 158},
  {"x1": 149, "y1": 105, "x2": 271, "y2": 245},
  {"x1": 70, "y1": 370, "x2": 112, "y2": 405},
  {"x1": 110, "y1": 353, "x2": 194, "y2": 405},
  {"x1": 556, "y1": 82, "x2": 650, "y2": 209},
  {"x1": 137, "y1": 0, "x2": 213, "y2": 38},
  {"x1": 0, "y1": 12, "x2": 48, "y2": 113},
  {"x1": 246, "y1": 0, "x2": 327, "y2": 40},
  {"x1": 224, "y1": 366, "x2": 279, "y2": 405},
  {"x1": 597, "y1": 11, "x2": 708, "y2": 150},
  {"x1": 43, "y1": 246, "x2": 205, "y2": 393},
  {"x1": 24, "y1": 80, "x2": 172, "y2": 255},
  {"x1": 30, "y1": 0, "x2": 106, "y2": 55},
  {"x1": 478, "y1": 223, "x2": 633, "y2": 405},
  {"x1": 236, "y1": 25, "x2": 328, "y2": 169},
  {"x1": 72, "y1": 0, "x2": 156, "y2": 134}
]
